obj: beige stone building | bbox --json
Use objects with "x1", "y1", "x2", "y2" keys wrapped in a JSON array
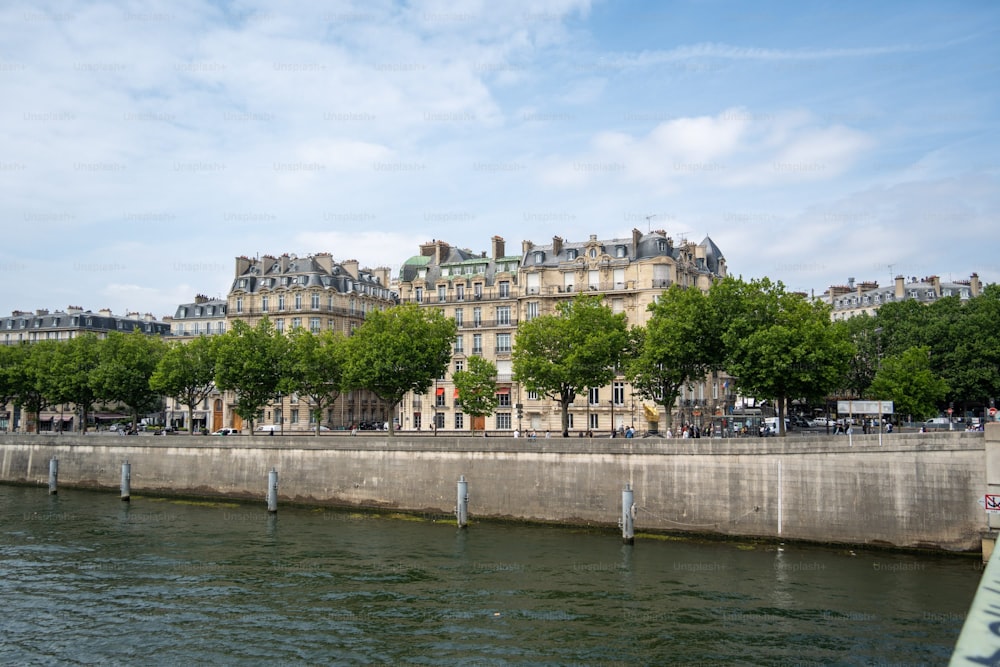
[
  {"x1": 396, "y1": 230, "x2": 729, "y2": 435},
  {"x1": 221, "y1": 252, "x2": 399, "y2": 433}
]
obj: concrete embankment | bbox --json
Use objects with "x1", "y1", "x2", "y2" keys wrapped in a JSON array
[{"x1": 1, "y1": 427, "x2": 995, "y2": 552}]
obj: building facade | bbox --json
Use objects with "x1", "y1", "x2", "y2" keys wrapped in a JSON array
[
  {"x1": 221, "y1": 252, "x2": 399, "y2": 432},
  {"x1": 821, "y1": 274, "x2": 982, "y2": 320},
  {"x1": 396, "y1": 230, "x2": 729, "y2": 435}
]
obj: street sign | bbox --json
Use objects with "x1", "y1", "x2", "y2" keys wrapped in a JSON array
[
  {"x1": 990, "y1": 407, "x2": 998, "y2": 417},
  {"x1": 986, "y1": 495, "x2": 1000, "y2": 513},
  {"x1": 947, "y1": 408, "x2": 954, "y2": 415}
]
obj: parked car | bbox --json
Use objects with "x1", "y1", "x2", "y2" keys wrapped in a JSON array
[
  {"x1": 809, "y1": 417, "x2": 835, "y2": 428},
  {"x1": 212, "y1": 428, "x2": 237, "y2": 436},
  {"x1": 764, "y1": 417, "x2": 791, "y2": 432},
  {"x1": 256, "y1": 424, "x2": 280, "y2": 432},
  {"x1": 790, "y1": 416, "x2": 811, "y2": 429}
]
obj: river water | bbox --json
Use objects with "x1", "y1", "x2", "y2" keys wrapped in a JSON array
[{"x1": 0, "y1": 484, "x2": 981, "y2": 666}]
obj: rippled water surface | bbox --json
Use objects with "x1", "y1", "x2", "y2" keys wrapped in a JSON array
[{"x1": 0, "y1": 484, "x2": 981, "y2": 665}]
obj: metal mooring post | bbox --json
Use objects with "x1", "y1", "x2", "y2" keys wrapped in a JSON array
[
  {"x1": 48, "y1": 458, "x2": 58, "y2": 495},
  {"x1": 621, "y1": 483, "x2": 635, "y2": 544},
  {"x1": 456, "y1": 475, "x2": 469, "y2": 528},
  {"x1": 121, "y1": 460, "x2": 131, "y2": 502},
  {"x1": 267, "y1": 468, "x2": 278, "y2": 514}
]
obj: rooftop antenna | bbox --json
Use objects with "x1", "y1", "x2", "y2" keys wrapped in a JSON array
[
  {"x1": 646, "y1": 214, "x2": 655, "y2": 233},
  {"x1": 888, "y1": 263, "x2": 895, "y2": 282}
]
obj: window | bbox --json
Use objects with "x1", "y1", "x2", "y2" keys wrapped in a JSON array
[
  {"x1": 192, "y1": 323, "x2": 200, "y2": 335},
  {"x1": 454, "y1": 335, "x2": 464, "y2": 353},
  {"x1": 563, "y1": 272, "x2": 574, "y2": 291},
  {"x1": 589, "y1": 248, "x2": 597, "y2": 259},
  {"x1": 612, "y1": 298, "x2": 624, "y2": 314},
  {"x1": 497, "y1": 391, "x2": 511, "y2": 407},
  {"x1": 472, "y1": 334, "x2": 482, "y2": 354},
  {"x1": 613, "y1": 268, "x2": 625, "y2": 287},
  {"x1": 589, "y1": 387, "x2": 600, "y2": 405},
  {"x1": 454, "y1": 413, "x2": 464, "y2": 429},
  {"x1": 415, "y1": 287, "x2": 424, "y2": 303},
  {"x1": 434, "y1": 413, "x2": 445, "y2": 429},
  {"x1": 588, "y1": 270, "x2": 599, "y2": 290},
  {"x1": 310, "y1": 317, "x2": 320, "y2": 333},
  {"x1": 473, "y1": 284, "x2": 483, "y2": 299},
  {"x1": 290, "y1": 408, "x2": 299, "y2": 424},
  {"x1": 456, "y1": 284, "x2": 465, "y2": 301},
  {"x1": 291, "y1": 317, "x2": 301, "y2": 329},
  {"x1": 567, "y1": 413, "x2": 574, "y2": 429},
  {"x1": 261, "y1": 296, "x2": 269, "y2": 313},
  {"x1": 438, "y1": 285, "x2": 447, "y2": 302},
  {"x1": 455, "y1": 359, "x2": 464, "y2": 373},
  {"x1": 473, "y1": 307, "x2": 482, "y2": 326},
  {"x1": 497, "y1": 306, "x2": 511, "y2": 326},
  {"x1": 236, "y1": 297, "x2": 243, "y2": 313},
  {"x1": 496, "y1": 333, "x2": 511, "y2": 353},
  {"x1": 527, "y1": 390, "x2": 538, "y2": 401},
  {"x1": 526, "y1": 302, "x2": 538, "y2": 321},
  {"x1": 613, "y1": 382, "x2": 625, "y2": 406},
  {"x1": 435, "y1": 391, "x2": 446, "y2": 408},
  {"x1": 294, "y1": 293, "x2": 302, "y2": 310},
  {"x1": 311, "y1": 293, "x2": 320, "y2": 309},
  {"x1": 454, "y1": 308, "x2": 463, "y2": 326},
  {"x1": 496, "y1": 413, "x2": 511, "y2": 430},
  {"x1": 534, "y1": 251, "x2": 544, "y2": 263},
  {"x1": 499, "y1": 281, "x2": 510, "y2": 298},
  {"x1": 278, "y1": 294, "x2": 285, "y2": 310},
  {"x1": 589, "y1": 413, "x2": 599, "y2": 429},
  {"x1": 218, "y1": 322, "x2": 226, "y2": 334},
  {"x1": 616, "y1": 245, "x2": 626, "y2": 258}
]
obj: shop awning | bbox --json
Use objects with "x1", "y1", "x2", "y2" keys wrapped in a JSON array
[
  {"x1": 496, "y1": 387, "x2": 510, "y2": 395},
  {"x1": 435, "y1": 387, "x2": 445, "y2": 396}
]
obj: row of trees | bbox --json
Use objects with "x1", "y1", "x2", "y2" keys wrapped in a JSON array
[
  {"x1": 838, "y1": 283, "x2": 1000, "y2": 420},
  {"x1": 0, "y1": 304, "x2": 457, "y2": 436},
  {"x1": 3, "y1": 278, "x2": 992, "y2": 437},
  {"x1": 511, "y1": 278, "x2": 852, "y2": 436}
]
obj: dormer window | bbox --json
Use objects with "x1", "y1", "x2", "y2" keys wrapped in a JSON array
[
  {"x1": 616, "y1": 246, "x2": 626, "y2": 258},
  {"x1": 534, "y1": 251, "x2": 544, "y2": 263},
  {"x1": 589, "y1": 248, "x2": 597, "y2": 259},
  {"x1": 567, "y1": 249, "x2": 577, "y2": 260}
]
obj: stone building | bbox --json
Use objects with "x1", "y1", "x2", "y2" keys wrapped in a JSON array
[
  {"x1": 821, "y1": 274, "x2": 982, "y2": 321},
  {"x1": 221, "y1": 252, "x2": 399, "y2": 432},
  {"x1": 395, "y1": 230, "x2": 729, "y2": 435}
]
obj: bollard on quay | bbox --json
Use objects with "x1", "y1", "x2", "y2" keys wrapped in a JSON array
[
  {"x1": 48, "y1": 457, "x2": 58, "y2": 495},
  {"x1": 267, "y1": 468, "x2": 278, "y2": 513},
  {"x1": 621, "y1": 483, "x2": 636, "y2": 544},
  {"x1": 121, "y1": 460, "x2": 131, "y2": 502},
  {"x1": 456, "y1": 475, "x2": 469, "y2": 529}
]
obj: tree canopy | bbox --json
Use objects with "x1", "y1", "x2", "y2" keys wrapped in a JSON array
[
  {"x1": 281, "y1": 328, "x2": 348, "y2": 434},
  {"x1": 512, "y1": 294, "x2": 629, "y2": 436},
  {"x1": 150, "y1": 335, "x2": 219, "y2": 434},
  {"x1": 453, "y1": 355, "x2": 499, "y2": 434},
  {"x1": 214, "y1": 318, "x2": 289, "y2": 434},
  {"x1": 341, "y1": 304, "x2": 456, "y2": 436},
  {"x1": 90, "y1": 330, "x2": 167, "y2": 428}
]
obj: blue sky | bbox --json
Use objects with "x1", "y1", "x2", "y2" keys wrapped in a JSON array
[{"x1": 1, "y1": 0, "x2": 997, "y2": 318}]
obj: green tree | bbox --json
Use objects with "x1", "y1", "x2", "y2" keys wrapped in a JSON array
[
  {"x1": 1, "y1": 342, "x2": 58, "y2": 432},
  {"x1": 453, "y1": 355, "x2": 499, "y2": 435},
  {"x1": 150, "y1": 335, "x2": 219, "y2": 433},
  {"x1": 627, "y1": 284, "x2": 719, "y2": 430},
  {"x1": 47, "y1": 333, "x2": 101, "y2": 432},
  {"x1": 512, "y1": 294, "x2": 630, "y2": 437},
  {"x1": 91, "y1": 330, "x2": 167, "y2": 429},
  {"x1": 869, "y1": 346, "x2": 949, "y2": 422},
  {"x1": 342, "y1": 304, "x2": 456, "y2": 436},
  {"x1": 214, "y1": 318, "x2": 289, "y2": 434},
  {"x1": 834, "y1": 313, "x2": 880, "y2": 399},
  {"x1": 282, "y1": 328, "x2": 348, "y2": 434},
  {"x1": 718, "y1": 278, "x2": 853, "y2": 435}
]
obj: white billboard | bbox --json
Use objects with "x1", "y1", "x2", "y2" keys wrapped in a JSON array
[{"x1": 837, "y1": 400, "x2": 894, "y2": 415}]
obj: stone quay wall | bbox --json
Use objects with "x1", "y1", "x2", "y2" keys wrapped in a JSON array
[{"x1": 2, "y1": 426, "x2": 996, "y2": 552}]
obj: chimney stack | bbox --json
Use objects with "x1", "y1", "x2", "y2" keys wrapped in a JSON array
[
  {"x1": 491, "y1": 235, "x2": 505, "y2": 259},
  {"x1": 552, "y1": 236, "x2": 563, "y2": 257}
]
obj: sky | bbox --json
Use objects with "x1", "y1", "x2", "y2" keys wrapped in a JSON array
[{"x1": 1, "y1": 0, "x2": 998, "y2": 319}]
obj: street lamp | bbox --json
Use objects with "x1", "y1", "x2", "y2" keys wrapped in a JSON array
[{"x1": 610, "y1": 399, "x2": 615, "y2": 437}]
